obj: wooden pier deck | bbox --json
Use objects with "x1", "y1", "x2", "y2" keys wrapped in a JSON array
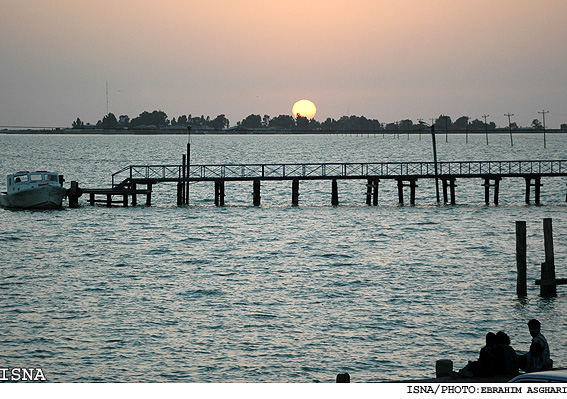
[{"x1": 74, "y1": 160, "x2": 567, "y2": 207}]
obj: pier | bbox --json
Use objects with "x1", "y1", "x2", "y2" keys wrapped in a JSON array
[{"x1": 71, "y1": 159, "x2": 567, "y2": 207}]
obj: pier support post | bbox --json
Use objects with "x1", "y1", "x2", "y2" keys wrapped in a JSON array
[
  {"x1": 215, "y1": 180, "x2": 225, "y2": 206},
  {"x1": 410, "y1": 179, "x2": 417, "y2": 205},
  {"x1": 442, "y1": 178, "x2": 457, "y2": 205},
  {"x1": 366, "y1": 179, "x2": 379, "y2": 206},
  {"x1": 131, "y1": 183, "x2": 137, "y2": 206},
  {"x1": 397, "y1": 178, "x2": 417, "y2": 205},
  {"x1": 292, "y1": 179, "x2": 299, "y2": 206},
  {"x1": 253, "y1": 179, "x2": 261, "y2": 206},
  {"x1": 373, "y1": 179, "x2": 379, "y2": 206},
  {"x1": 483, "y1": 177, "x2": 501, "y2": 205},
  {"x1": 68, "y1": 181, "x2": 81, "y2": 208},
  {"x1": 524, "y1": 176, "x2": 542, "y2": 205},
  {"x1": 146, "y1": 184, "x2": 152, "y2": 206},
  {"x1": 177, "y1": 182, "x2": 183, "y2": 206},
  {"x1": 516, "y1": 221, "x2": 527, "y2": 297},
  {"x1": 494, "y1": 178, "x2": 500, "y2": 205},
  {"x1": 541, "y1": 218, "x2": 557, "y2": 297},
  {"x1": 331, "y1": 179, "x2": 339, "y2": 206},
  {"x1": 397, "y1": 179, "x2": 404, "y2": 204}
]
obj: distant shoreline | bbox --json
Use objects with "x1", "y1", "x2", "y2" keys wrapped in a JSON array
[{"x1": 2, "y1": 128, "x2": 566, "y2": 135}]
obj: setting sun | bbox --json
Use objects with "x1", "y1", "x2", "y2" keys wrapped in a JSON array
[{"x1": 292, "y1": 99, "x2": 317, "y2": 120}]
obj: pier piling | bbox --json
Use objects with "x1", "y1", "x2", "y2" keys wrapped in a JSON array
[
  {"x1": 483, "y1": 177, "x2": 501, "y2": 205},
  {"x1": 253, "y1": 179, "x2": 261, "y2": 206},
  {"x1": 68, "y1": 181, "x2": 81, "y2": 208},
  {"x1": 541, "y1": 218, "x2": 557, "y2": 297},
  {"x1": 366, "y1": 178, "x2": 379, "y2": 206},
  {"x1": 524, "y1": 176, "x2": 542, "y2": 204},
  {"x1": 292, "y1": 179, "x2": 299, "y2": 206},
  {"x1": 516, "y1": 221, "x2": 527, "y2": 297},
  {"x1": 331, "y1": 179, "x2": 339, "y2": 206},
  {"x1": 214, "y1": 180, "x2": 225, "y2": 206},
  {"x1": 397, "y1": 178, "x2": 417, "y2": 205},
  {"x1": 442, "y1": 178, "x2": 457, "y2": 205}
]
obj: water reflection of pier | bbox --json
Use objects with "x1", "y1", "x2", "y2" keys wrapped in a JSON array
[{"x1": 80, "y1": 159, "x2": 567, "y2": 207}]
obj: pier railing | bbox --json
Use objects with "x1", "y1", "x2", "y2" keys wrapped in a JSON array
[{"x1": 111, "y1": 160, "x2": 567, "y2": 188}]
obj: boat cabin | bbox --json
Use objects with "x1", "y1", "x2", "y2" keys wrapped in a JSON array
[{"x1": 5, "y1": 171, "x2": 64, "y2": 195}]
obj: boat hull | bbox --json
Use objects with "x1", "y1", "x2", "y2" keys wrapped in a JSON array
[{"x1": 0, "y1": 185, "x2": 67, "y2": 209}]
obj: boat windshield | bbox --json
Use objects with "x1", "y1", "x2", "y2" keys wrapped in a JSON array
[
  {"x1": 30, "y1": 174, "x2": 44, "y2": 182},
  {"x1": 14, "y1": 174, "x2": 29, "y2": 183}
]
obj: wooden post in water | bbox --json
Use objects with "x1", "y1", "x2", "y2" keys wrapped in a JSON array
[
  {"x1": 190, "y1": 139, "x2": 191, "y2": 205},
  {"x1": 541, "y1": 218, "x2": 557, "y2": 297},
  {"x1": 449, "y1": 178, "x2": 456, "y2": 205},
  {"x1": 366, "y1": 179, "x2": 379, "y2": 206},
  {"x1": 68, "y1": 181, "x2": 80, "y2": 208},
  {"x1": 397, "y1": 179, "x2": 404, "y2": 205},
  {"x1": 146, "y1": 183, "x2": 152, "y2": 206},
  {"x1": 292, "y1": 179, "x2": 299, "y2": 206},
  {"x1": 372, "y1": 178, "x2": 379, "y2": 206},
  {"x1": 131, "y1": 183, "x2": 137, "y2": 206},
  {"x1": 177, "y1": 182, "x2": 183, "y2": 206},
  {"x1": 331, "y1": 179, "x2": 339, "y2": 206},
  {"x1": 483, "y1": 177, "x2": 501, "y2": 205},
  {"x1": 494, "y1": 178, "x2": 500, "y2": 205},
  {"x1": 253, "y1": 179, "x2": 261, "y2": 206},
  {"x1": 484, "y1": 178, "x2": 490, "y2": 205},
  {"x1": 181, "y1": 154, "x2": 186, "y2": 205},
  {"x1": 409, "y1": 179, "x2": 417, "y2": 205},
  {"x1": 214, "y1": 180, "x2": 225, "y2": 206},
  {"x1": 516, "y1": 221, "x2": 527, "y2": 296}
]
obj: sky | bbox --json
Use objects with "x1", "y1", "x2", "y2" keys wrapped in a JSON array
[{"x1": 1, "y1": 0, "x2": 567, "y2": 128}]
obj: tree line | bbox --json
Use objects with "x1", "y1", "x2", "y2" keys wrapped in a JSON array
[{"x1": 72, "y1": 111, "x2": 567, "y2": 132}]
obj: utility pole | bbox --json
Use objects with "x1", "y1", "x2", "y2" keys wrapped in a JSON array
[
  {"x1": 539, "y1": 110, "x2": 549, "y2": 148},
  {"x1": 464, "y1": 116, "x2": 469, "y2": 144},
  {"x1": 505, "y1": 113, "x2": 514, "y2": 146},
  {"x1": 482, "y1": 114, "x2": 489, "y2": 145}
]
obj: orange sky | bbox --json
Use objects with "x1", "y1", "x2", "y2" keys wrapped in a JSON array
[{"x1": 1, "y1": 0, "x2": 567, "y2": 127}]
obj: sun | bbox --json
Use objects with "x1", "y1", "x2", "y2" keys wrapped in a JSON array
[{"x1": 292, "y1": 99, "x2": 317, "y2": 120}]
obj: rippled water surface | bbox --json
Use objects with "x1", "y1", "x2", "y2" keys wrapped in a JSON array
[{"x1": 1, "y1": 133, "x2": 566, "y2": 382}]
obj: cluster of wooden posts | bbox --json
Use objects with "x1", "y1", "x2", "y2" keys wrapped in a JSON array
[{"x1": 516, "y1": 218, "x2": 566, "y2": 297}]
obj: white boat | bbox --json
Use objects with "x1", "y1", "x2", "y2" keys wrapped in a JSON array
[{"x1": 0, "y1": 171, "x2": 67, "y2": 209}]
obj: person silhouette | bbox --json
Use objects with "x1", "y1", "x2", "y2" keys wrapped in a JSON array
[{"x1": 520, "y1": 319, "x2": 551, "y2": 372}]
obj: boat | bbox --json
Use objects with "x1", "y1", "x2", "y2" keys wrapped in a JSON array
[{"x1": 0, "y1": 171, "x2": 67, "y2": 209}]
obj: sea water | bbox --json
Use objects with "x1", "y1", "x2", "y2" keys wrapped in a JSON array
[{"x1": 0, "y1": 132, "x2": 566, "y2": 382}]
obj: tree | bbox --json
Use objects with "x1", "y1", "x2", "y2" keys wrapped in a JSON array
[
  {"x1": 561, "y1": 123, "x2": 567, "y2": 131},
  {"x1": 531, "y1": 119, "x2": 543, "y2": 129},
  {"x1": 453, "y1": 116, "x2": 470, "y2": 130},
  {"x1": 211, "y1": 114, "x2": 229, "y2": 130},
  {"x1": 118, "y1": 115, "x2": 130, "y2": 127},
  {"x1": 296, "y1": 115, "x2": 309, "y2": 128},
  {"x1": 240, "y1": 114, "x2": 262, "y2": 129},
  {"x1": 130, "y1": 110, "x2": 169, "y2": 127},
  {"x1": 269, "y1": 115, "x2": 296, "y2": 129},
  {"x1": 98, "y1": 113, "x2": 119, "y2": 129},
  {"x1": 398, "y1": 119, "x2": 414, "y2": 131},
  {"x1": 435, "y1": 115, "x2": 452, "y2": 131},
  {"x1": 72, "y1": 118, "x2": 84, "y2": 129}
]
